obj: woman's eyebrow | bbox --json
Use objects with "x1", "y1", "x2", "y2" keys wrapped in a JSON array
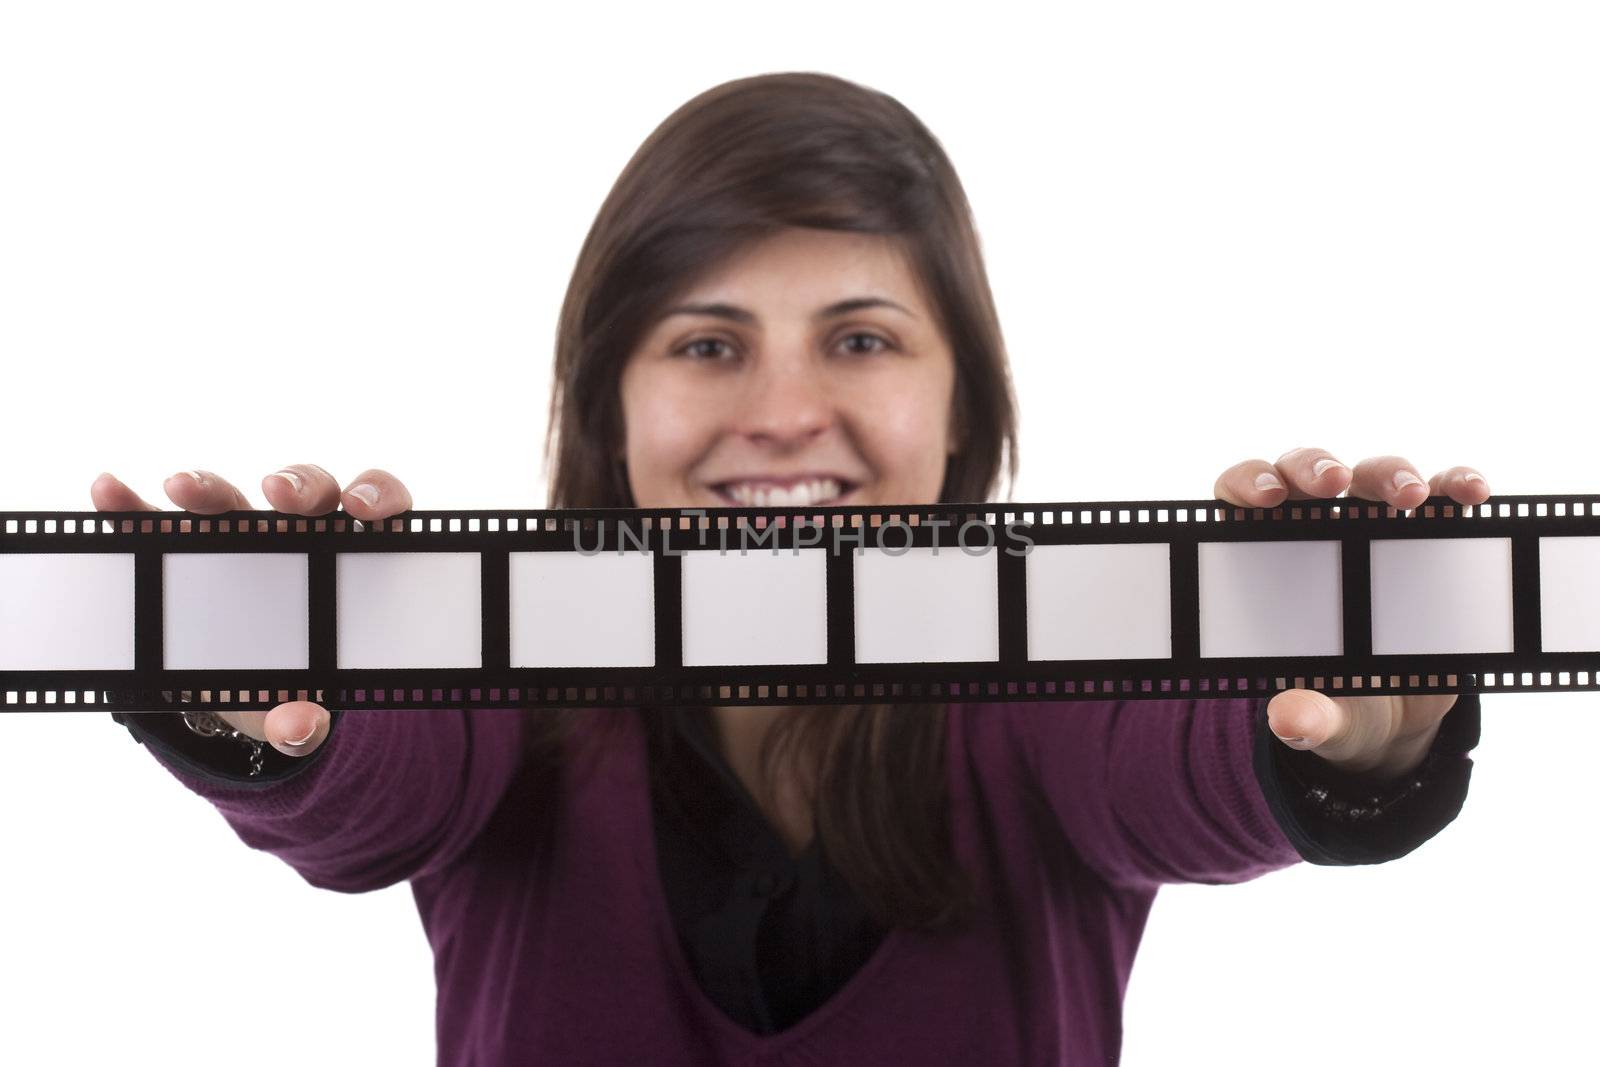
[{"x1": 661, "y1": 296, "x2": 917, "y2": 324}]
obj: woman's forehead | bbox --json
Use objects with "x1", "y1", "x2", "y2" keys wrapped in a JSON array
[{"x1": 668, "y1": 230, "x2": 928, "y2": 317}]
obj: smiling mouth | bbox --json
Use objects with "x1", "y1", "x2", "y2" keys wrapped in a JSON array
[{"x1": 709, "y1": 477, "x2": 859, "y2": 508}]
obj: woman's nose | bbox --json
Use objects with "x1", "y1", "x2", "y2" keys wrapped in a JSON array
[{"x1": 734, "y1": 356, "x2": 835, "y2": 447}]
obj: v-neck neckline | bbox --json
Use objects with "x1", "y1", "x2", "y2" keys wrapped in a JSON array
[{"x1": 630, "y1": 708, "x2": 912, "y2": 1052}]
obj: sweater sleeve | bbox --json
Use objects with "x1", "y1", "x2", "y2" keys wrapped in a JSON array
[
  {"x1": 1252, "y1": 690, "x2": 1480, "y2": 865},
  {"x1": 112, "y1": 707, "x2": 527, "y2": 893},
  {"x1": 1005, "y1": 690, "x2": 1480, "y2": 892},
  {"x1": 1005, "y1": 696, "x2": 1301, "y2": 891}
]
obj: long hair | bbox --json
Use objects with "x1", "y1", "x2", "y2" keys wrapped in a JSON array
[{"x1": 532, "y1": 71, "x2": 1019, "y2": 930}]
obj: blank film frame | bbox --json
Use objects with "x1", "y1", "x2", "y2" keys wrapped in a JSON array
[{"x1": 1, "y1": 494, "x2": 1597, "y2": 711}]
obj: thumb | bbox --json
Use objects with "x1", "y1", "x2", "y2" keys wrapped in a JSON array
[
  {"x1": 1265, "y1": 689, "x2": 1378, "y2": 765},
  {"x1": 218, "y1": 701, "x2": 330, "y2": 757}
]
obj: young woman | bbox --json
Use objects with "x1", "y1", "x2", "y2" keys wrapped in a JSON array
[{"x1": 97, "y1": 72, "x2": 1488, "y2": 1064}]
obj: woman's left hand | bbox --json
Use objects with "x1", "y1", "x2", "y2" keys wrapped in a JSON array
[{"x1": 1212, "y1": 447, "x2": 1492, "y2": 784}]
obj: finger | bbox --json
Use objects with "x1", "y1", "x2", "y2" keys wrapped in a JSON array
[
  {"x1": 338, "y1": 468, "x2": 415, "y2": 522},
  {"x1": 1266, "y1": 689, "x2": 1380, "y2": 763},
  {"x1": 263, "y1": 701, "x2": 330, "y2": 756},
  {"x1": 1271, "y1": 446, "x2": 1353, "y2": 500},
  {"x1": 161, "y1": 469, "x2": 254, "y2": 514},
  {"x1": 221, "y1": 702, "x2": 330, "y2": 756},
  {"x1": 90, "y1": 472, "x2": 161, "y2": 512},
  {"x1": 262, "y1": 463, "x2": 344, "y2": 516},
  {"x1": 1213, "y1": 459, "x2": 1288, "y2": 508},
  {"x1": 1348, "y1": 455, "x2": 1430, "y2": 509},
  {"x1": 1427, "y1": 466, "x2": 1492, "y2": 506}
]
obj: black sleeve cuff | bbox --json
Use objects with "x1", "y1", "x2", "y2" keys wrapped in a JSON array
[
  {"x1": 111, "y1": 707, "x2": 343, "y2": 790},
  {"x1": 1252, "y1": 686, "x2": 1481, "y2": 866}
]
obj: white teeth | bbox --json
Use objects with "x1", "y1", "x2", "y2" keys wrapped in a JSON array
[{"x1": 721, "y1": 478, "x2": 844, "y2": 507}]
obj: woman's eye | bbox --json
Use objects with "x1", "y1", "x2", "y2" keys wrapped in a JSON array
[
  {"x1": 839, "y1": 332, "x2": 892, "y2": 355},
  {"x1": 676, "y1": 338, "x2": 736, "y2": 361},
  {"x1": 673, "y1": 333, "x2": 892, "y2": 360}
]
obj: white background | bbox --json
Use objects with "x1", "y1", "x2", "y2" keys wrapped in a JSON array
[{"x1": 2, "y1": 2, "x2": 1596, "y2": 1063}]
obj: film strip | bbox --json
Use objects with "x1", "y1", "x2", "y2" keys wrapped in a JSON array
[{"x1": 1, "y1": 494, "x2": 1596, "y2": 712}]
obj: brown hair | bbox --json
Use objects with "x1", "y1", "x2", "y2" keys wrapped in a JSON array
[{"x1": 533, "y1": 71, "x2": 1019, "y2": 930}]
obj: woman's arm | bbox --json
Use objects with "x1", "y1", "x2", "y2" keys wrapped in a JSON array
[
  {"x1": 117, "y1": 707, "x2": 527, "y2": 893},
  {"x1": 1003, "y1": 696, "x2": 1302, "y2": 890},
  {"x1": 93, "y1": 466, "x2": 529, "y2": 892},
  {"x1": 1001, "y1": 691, "x2": 1479, "y2": 891}
]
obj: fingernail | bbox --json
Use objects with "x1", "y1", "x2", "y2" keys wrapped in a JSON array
[
  {"x1": 1254, "y1": 472, "x2": 1284, "y2": 492},
  {"x1": 282, "y1": 721, "x2": 318, "y2": 747},
  {"x1": 165, "y1": 470, "x2": 204, "y2": 490},
  {"x1": 271, "y1": 470, "x2": 304, "y2": 493},
  {"x1": 1273, "y1": 733, "x2": 1315, "y2": 750},
  {"x1": 1464, "y1": 473, "x2": 1485, "y2": 484},
  {"x1": 348, "y1": 483, "x2": 380, "y2": 508},
  {"x1": 1393, "y1": 470, "x2": 1424, "y2": 490},
  {"x1": 1312, "y1": 459, "x2": 1345, "y2": 479}
]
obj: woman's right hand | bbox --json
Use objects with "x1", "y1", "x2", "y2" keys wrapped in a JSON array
[{"x1": 90, "y1": 464, "x2": 416, "y2": 757}]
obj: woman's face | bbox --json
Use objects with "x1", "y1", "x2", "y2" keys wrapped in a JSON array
[{"x1": 618, "y1": 227, "x2": 959, "y2": 511}]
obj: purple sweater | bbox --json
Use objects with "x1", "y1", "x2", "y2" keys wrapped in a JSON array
[{"x1": 130, "y1": 697, "x2": 1348, "y2": 1065}]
